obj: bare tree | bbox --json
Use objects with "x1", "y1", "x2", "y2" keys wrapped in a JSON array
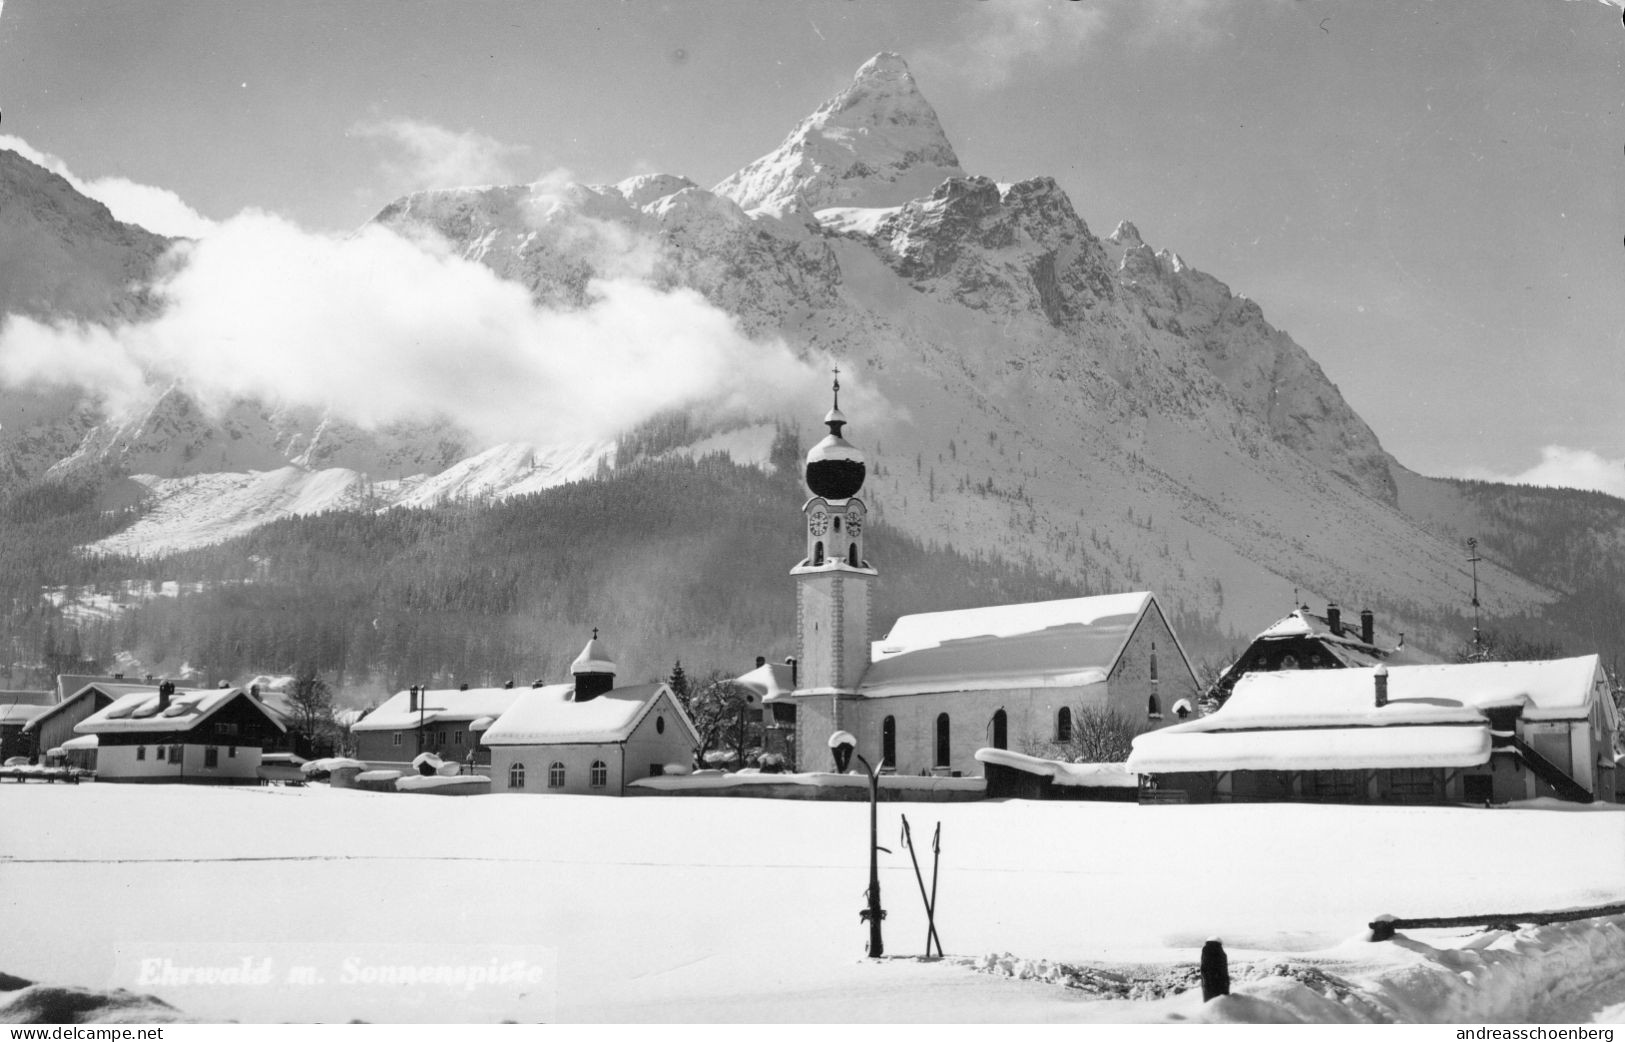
[
  {"x1": 676, "y1": 669, "x2": 757, "y2": 768},
  {"x1": 1024, "y1": 705, "x2": 1149, "y2": 764}
]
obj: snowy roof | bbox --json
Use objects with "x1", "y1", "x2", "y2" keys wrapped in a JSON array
[
  {"x1": 351, "y1": 685, "x2": 528, "y2": 732},
  {"x1": 858, "y1": 592, "x2": 1154, "y2": 698},
  {"x1": 974, "y1": 748, "x2": 1139, "y2": 788},
  {"x1": 1215, "y1": 656, "x2": 1608, "y2": 727},
  {"x1": 32, "y1": 679, "x2": 156, "y2": 734},
  {"x1": 735, "y1": 662, "x2": 796, "y2": 703},
  {"x1": 0, "y1": 703, "x2": 51, "y2": 726},
  {"x1": 1126, "y1": 656, "x2": 1610, "y2": 774},
  {"x1": 570, "y1": 635, "x2": 617, "y2": 675},
  {"x1": 76, "y1": 687, "x2": 288, "y2": 735},
  {"x1": 481, "y1": 683, "x2": 697, "y2": 747},
  {"x1": 61, "y1": 734, "x2": 97, "y2": 750},
  {"x1": 1127, "y1": 724, "x2": 1492, "y2": 774},
  {"x1": 1240, "y1": 608, "x2": 1435, "y2": 670}
]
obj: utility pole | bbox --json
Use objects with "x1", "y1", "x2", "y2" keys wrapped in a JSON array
[{"x1": 1467, "y1": 538, "x2": 1484, "y2": 660}]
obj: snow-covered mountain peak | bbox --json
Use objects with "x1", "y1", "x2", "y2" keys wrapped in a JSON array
[
  {"x1": 610, "y1": 173, "x2": 697, "y2": 210},
  {"x1": 713, "y1": 52, "x2": 965, "y2": 214},
  {"x1": 1108, "y1": 220, "x2": 1143, "y2": 247}
]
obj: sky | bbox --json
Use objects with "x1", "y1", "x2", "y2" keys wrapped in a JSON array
[{"x1": 0, "y1": 0, "x2": 1621, "y2": 489}]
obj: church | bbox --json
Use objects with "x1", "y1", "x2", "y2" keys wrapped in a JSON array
[{"x1": 768, "y1": 379, "x2": 1200, "y2": 777}]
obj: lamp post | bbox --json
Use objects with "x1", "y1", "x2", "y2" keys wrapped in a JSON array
[{"x1": 829, "y1": 730, "x2": 884, "y2": 958}]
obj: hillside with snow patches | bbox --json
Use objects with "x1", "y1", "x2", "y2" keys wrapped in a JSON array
[{"x1": 1, "y1": 52, "x2": 1617, "y2": 659}]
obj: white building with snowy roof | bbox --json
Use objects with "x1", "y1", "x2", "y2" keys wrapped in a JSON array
[
  {"x1": 766, "y1": 382, "x2": 1199, "y2": 777},
  {"x1": 481, "y1": 634, "x2": 699, "y2": 796},
  {"x1": 74, "y1": 681, "x2": 288, "y2": 784},
  {"x1": 1127, "y1": 655, "x2": 1620, "y2": 804}
]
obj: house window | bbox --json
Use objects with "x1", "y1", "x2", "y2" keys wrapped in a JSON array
[
  {"x1": 590, "y1": 760, "x2": 608, "y2": 788},
  {"x1": 508, "y1": 762, "x2": 526, "y2": 789},
  {"x1": 136, "y1": 745, "x2": 146, "y2": 761},
  {"x1": 650, "y1": 763, "x2": 665, "y2": 777},
  {"x1": 229, "y1": 746, "x2": 236, "y2": 758},
  {"x1": 168, "y1": 745, "x2": 182, "y2": 764},
  {"x1": 1056, "y1": 707, "x2": 1073, "y2": 743},
  {"x1": 548, "y1": 762, "x2": 565, "y2": 788},
  {"x1": 881, "y1": 716, "x2": 896, "y2": 769},
  {"x1": 454, "y1": 730, "x2": 463, "y2": 746},
  {"x1": 393, "y1": 733, "x2": 402, "y2": 747},
  {"x1": 990, "y1": 709, "x2": 1008, "y2": 751},
  {"x1": 204, "y1": 746, "x2": 219, "y2": 768},
  {"x1": 935, "y1": 713, "x2": 950, "y2": 768},
  {"x1": 438, "y1": 730, "x2": 447, "y2": 748}
]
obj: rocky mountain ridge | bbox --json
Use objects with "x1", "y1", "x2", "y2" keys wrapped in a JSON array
[{"x1": 0, "y1": 52, "x2": 1610, "y2": 663}]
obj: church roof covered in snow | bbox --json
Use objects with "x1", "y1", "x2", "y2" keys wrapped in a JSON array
[
  {"x1": 858, "y1": 592, "x2": 1162, "y2": 697},
  {"x1": 480, "y1": 682, "x2": 697, "y2": 746},
  {"x1": 1127, "y1": 655, "x2": 1611, "y2": 774},
  {"x1": 734, "y1": 661, "x2": 796, "y2": 703},
  {"x1": 76, "y1": 686, "x2": 287, "y2": 735},
  {"x1": 351, "y1": 686, "x2": 529, "y2": 732}
]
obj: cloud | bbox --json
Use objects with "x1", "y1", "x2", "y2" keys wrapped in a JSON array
[
  {"x1": 0, "y1": 209, "x2": 869, "y2": 450},
  {"x1": 1460, "y1": 446, "x2": 1625, "y2": 499},
  {"x1": 0, "y1": 134, "x2": 217, "y2": 238},
  {"x1": 917, "y1": 0, "x2": 1110, "y2": 89},
  {"x1": 916, "y1": 0, "x2": 1279, "y2": 89},
  {"x1": 351, "y1": 118, "x2": 529, "y2": 196}
]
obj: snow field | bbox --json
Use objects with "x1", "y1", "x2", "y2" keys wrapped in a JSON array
[{"x1": 3, "y1": 785, "x2": 1624, "y2": 1022}]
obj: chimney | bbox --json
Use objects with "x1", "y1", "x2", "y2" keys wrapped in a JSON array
[
  {"x1": 408, "y1": 685, "x2": 419, "y2": 713},
  {"x1": 157, "y1": 680, "x2": 175, "y2": 711},
  {"x1": 1397, "y1": 632, "x2": 1405, "y2": 650},
  {"x1": 1360, "y1": 608, "x2": 1375, "y2": 646},
  {"x1": 1327, "y1": 603, "x2": 1342, "y2": 636},
  {"x1": 1374, "y1": 664, "x2": 1389, "y2": 707},
  {"x1": 785, "y1": 656, "x2": 798, "y2": 688},
  {"x1": 755, "y1": 656, "x2": 766, "y2": 669}
]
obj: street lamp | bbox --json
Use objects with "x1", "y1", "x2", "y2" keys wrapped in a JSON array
[{"x1": 829, "y1": 730, "x2": 884, "y2": 958}]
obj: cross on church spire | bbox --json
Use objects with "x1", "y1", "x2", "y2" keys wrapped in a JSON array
[{"x1": 832, "y1": 364, "x2": 841, "y2": 410}]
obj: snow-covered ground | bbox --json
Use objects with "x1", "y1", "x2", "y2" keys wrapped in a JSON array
[{"x1": 4, "y1": 785, "x2": 1625, "y2": 1023}]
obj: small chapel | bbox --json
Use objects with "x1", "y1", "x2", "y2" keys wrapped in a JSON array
[{"x1": 764, "y1": 377, "x2": 1200, "y2": 777}]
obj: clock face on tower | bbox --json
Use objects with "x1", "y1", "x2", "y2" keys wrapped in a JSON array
[
  {"x1": 847, "y1": 514, "x2": 862, "y2": 538},
  {"x1": 809, "y1": 510, "x2": 829, "y2": 536}
]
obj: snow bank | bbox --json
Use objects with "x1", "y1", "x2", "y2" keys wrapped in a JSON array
[
  {"x1": 394, "y1": 774, "x2": 492, "y2": 796},
  {"x1": 630, "y1": 770, "x2": 985, "y2": 801},
  {"x1": 974, "y1": 748, "x2": 1138, "y2": 788}
]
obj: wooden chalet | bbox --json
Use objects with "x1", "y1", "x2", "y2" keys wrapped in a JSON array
[{"x1": 75, "y1": 681, "x2": 288, "y2": 784}]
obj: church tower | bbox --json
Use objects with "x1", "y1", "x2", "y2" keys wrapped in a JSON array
[{"x1": 792, "y1": 371, "x2": 876, "y2": 695}]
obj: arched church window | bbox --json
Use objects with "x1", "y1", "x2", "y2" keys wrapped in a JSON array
[
  {"x1": 1148, "y1": 694, "x2": 1162, "y2": 719},
  {"x1": 813, "y1": 541, "x2": 824, "y2": 565},
  {"x1": 881, "y1": 716, "x2": 896, "y2": 769},
  {"x1": 1150, "y1": 642, "x2": 1158, "y2": 681},
  {"x1": 848, "y1": 544, "x2": 859, "y2": 566},
  {"x1": 1056, "y1": 707, "x2": 1073, "y2": 743},
  {"x1": 935, "y1": 713, "x2": 951, "y2": 768},
  {"x1": 508, "y1": 762, "x2": 526, "y2": 789},
  {"x1": 990, "y1": 709, "x2": 1008, "y2": 750}
]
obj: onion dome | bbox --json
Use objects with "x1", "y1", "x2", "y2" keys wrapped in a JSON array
[
  {"x1": 805, "y1": 370, "x2": 866, "y2": 499},
  {"x1": 571, "y1": 629, "x2": 617, "y2": 675}
]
